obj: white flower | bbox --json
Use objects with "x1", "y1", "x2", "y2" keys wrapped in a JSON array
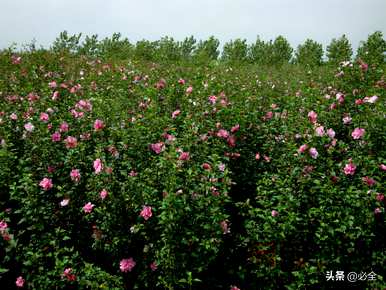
[
  {"x1": 60, "y1": 199, "x2": 69, "y2": 207},
  {"x1": 24, "y1": 122, "x2": 34, "y2": 132}
]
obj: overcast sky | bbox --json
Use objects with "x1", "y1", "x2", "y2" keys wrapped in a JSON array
[{"x1": 1, "y1": 0, "x2": 385, "y2": 51}]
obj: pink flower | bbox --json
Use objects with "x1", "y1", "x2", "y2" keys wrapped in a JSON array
[
  {"x1": 374, "y1": 208, "x2": 382, "y2": 215},
  {"x1": 39, "y1": 178, "x2": 53, "y2": 191},
  {"x1": 186, "y1": 86, "x2": 193, "y2": 94},
  {"x1": 271, "y1": 210, "x2": 279, "y2": 217},
  {"x1": 336, "y1": 93, "x2": 345, "y2": 104},
  {"x1": 220, "y1": 220, "x2": 230, "y2": 234},
  {"x1": 327, "y1": 128, "x2": 335, "y2": 139},
  {"x1": 64, "y1": 136, "x2": 78, "y2": 149},
  {"x1": 16, "y1": 276, "x2": 25, "y2": 288},
  {"x1": 40, "y1": 112, "x2": 49, "y2": 122},
  {"x1": 329, "y1": 103, "x2": 337, "y2": 110},
  {"x1": 231, "y1": 124, "x2": 240, "y2": 133},
  {"x1": 93, "y1": 159, "x2": 103, "y2": 174},
  {"x1": 217, "y1": 129, "x2": 229, "y2": 139},
  {"x1": 309, "y1": 147, "x2": 318, "y2": 159},
  {"x1": 70, "y1": 169, "x2": 81, "y2": 182},
  {"x1": 362, "y1": 176, "x2": 376, "y2": 186},
  {"x1": 10, "y1": 113, "x2": 18, "y2": 120},
  {"x1": 52, "y1": 91, "x2": 59, "y2": 100},
  {"x1": 83, "y1": 202, "x2": 95, "y2": 213},
  {"x1": 150, "y1": 261, "x2": 158, "y2": 271},
  {"x1": 49, "y1": 81, "x2": 57, "y2": 88},
  {"x1": 100, "y1": 189, "x2": 108, "y2": 200},
  {"x1": 24, "y1": 122, "x2": 34, "y2": 132},
  {"x1": 202, "y1": 163, "x2": 211, "y2": 170},
  {"x1": 230, "y1": 287, "x2": 240, "y2": 290},
  {"x1": 208, "y1": 95, "x2": 217, "y2": 104},
  {"x1": 307, "y1": 111, "x2": 317, "y2": 124},
  {"x1": 355, "y1": 99, "x2": 364, "y2": 105},
  {"x1": 376, "y1": 193, "x2": 384, "y2": 202},
  {"x1": 364, "y1": 95, "x2": 378, "y2": 104},
  {"x1": 218, "y1": 163, "x2": 226, "y2": 172},
  {"x1": 342, "y1": 116, "x2": 352, "y2": 125},
  {"x1": 351, "y1": 128, "x2": 365, "y2": 140},
  {"x1": 60, "y1": 199, "x2": 69, "y2": 207},
  {"x1": 51, "y1": 132, "x2": 61, "y2": 142},
  {"x1": 59, "y1": 122, "x2": 69, "y2": 132},
  {"x1": 298, "y1": 144, "x2": 308, "y2": 154},
  {"x1": 227, "y1": 135, "x2": 236, "y2": 147},
  {"x1": 264, "y1": 111, "x2": 273, "y2": 120},
  {"x1": 380, "y1": 164, "x2": 386, "y2": 171},
  {"x1": 163, "y1": 133, "x2": 176, "y2": 144},
  {"x1": 178, "y1": 78, "x2": 185, "y2": 85},
  {"x1": 150, "y1": 142, "x2": 165, "y2": 154},
  {"x1": 75, "y1": 99, "x2": 92, "y2": 112},
  {"x1": 120, "y1": 258, "x2": 136, "y2": 272},
  {"x1": 360, "y1": 61, "x2": 368, "y2": 71},
  {"x1": 344, "y1": 162, "x2": 356, "y2": 176},
  {"x1": 129, "y1": 170, "x2": 138, "y2": 177},
  {"x1": 178, "y1": 151, "x2": 190, "y2": 161},
  {"x1": 211, "y1": 186, "x2": 219, "y2": 196},
  {"x1": 93, "y1": 119, "x2": 105, "y2": 131},
  {"x1": 255, "y1": 153, "x2": 261, "y2": 160},
  {"x1": 140, "y1": 206, "x2": 153, "y2": 220},
  {"x1": 27, "y1": 93, "x2": 39, "y2": 102},
  {"x1": 156, "y1": 79, "x2": 166, "y2": 90},
  {"x1": 315, "y1": 126, "x2": 325, "y2": 137},
  {"x1": 70, "y1": 85, "x2": 82, "y2": 94},
  {"x1": 0, "y1": 220, "x2": 8, "y2": 232},
  {"x1": 62, "y1": 268, "x2": 76, "y2": 281},
  {"x1": 11, "y1": 55, "x2": 22, "y2": 65},
  {"x1": 172, "y1": 110, "x2": 181, "y2": 119},
  {"x1": 47, "y1": 166, "x2": 56, "y2": 173}
]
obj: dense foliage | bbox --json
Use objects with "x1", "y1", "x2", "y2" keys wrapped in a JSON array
[
  {"x1": 46, "y1": 31, "x2": 386, "y2": 66},
  {"x1": 0, "y1": 32, "x2": 385, "y2": 289}
]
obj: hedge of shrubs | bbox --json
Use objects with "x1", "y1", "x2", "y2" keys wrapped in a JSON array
[{"x1": 0, "y1": 50, "x2": 385, "y2": 289}]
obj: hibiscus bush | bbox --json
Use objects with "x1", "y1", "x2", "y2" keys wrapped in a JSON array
[{"x1": 0, "y1": 40, "x2": 385, "y2": 289}]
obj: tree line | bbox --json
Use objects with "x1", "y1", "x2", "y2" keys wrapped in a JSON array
[{"x1": 24, "y1": 31, "x2": 386, "y2": 65}]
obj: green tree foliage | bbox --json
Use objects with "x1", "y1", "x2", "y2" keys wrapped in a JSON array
[
  {"x1": 52, "y1": 31, "x2": 82, "y2": 53},
  {"x1": 271, "y1": 35, "x2": 293, "y2": 65},
  {"x1": 295, "y1": 39, "x2": 324, "y2": 66},
  {"x1": 326, "y1": 34, "x2": 353, "y2": 64},
  {"x1": 78, "y1": 34, "x2": 99, "y2": 57},
  {"x1": 98, "y1": 33, "x2": 133, "y2": 59},
  {"x1": 222, "y1": 38, "x2": 248, "y2": 63},
  {"x1": 194, "y1": 36, "x2": 220, "y2": 62},
  {"x1": 248, "y1": 36, "x2": 273, "y2": 65},
  {"x1": 179, "y1": 36, "x2": 197, "y2": 59},
  {"x1": 155, "y1": 36, "x2": 181, "y2": 61},
  {"x1": 134, "y1": 39, "x2": 157, "y2": 61},
  {"x1": 356, "y1": 31, "x2": 386, "y2": 65}
]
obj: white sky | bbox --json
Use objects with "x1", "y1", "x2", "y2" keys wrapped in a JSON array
[{"x1": 1, "y1": 0, "x2": 385, "y2": 51}]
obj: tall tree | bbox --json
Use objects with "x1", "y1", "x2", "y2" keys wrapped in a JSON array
[
  {"x1": 271, "y1": 35, "x2": 293, "y2": 65},
  {"x1": 356, "y1": 31, "x2": 386, "y2": 65},
  {"x1": 179, "y1": 36, "x2": 197, "y2": 59},
  {"x1": 222, "y1": 38, "x2": 248, "y2": 63},
  {"x1": 326, "y1": 34, "x2": 352, "y2": 64},
  {"x1": 248, "y1": 37, "x2": 274, "y2": 65},
  {"x1": 52, "y1": 31, "x2": 82, "y2": 53},
  {"x1": 295, "y1": 39, "x2": 324, "y2": 66},
  {"x1": 194, "y1": 36, "x2": 220, "y2": 62}
]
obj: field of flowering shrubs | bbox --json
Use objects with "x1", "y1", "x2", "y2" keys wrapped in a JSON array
[{"x1": 0, "y1": 37, "x2": 385, "y2": 289}]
